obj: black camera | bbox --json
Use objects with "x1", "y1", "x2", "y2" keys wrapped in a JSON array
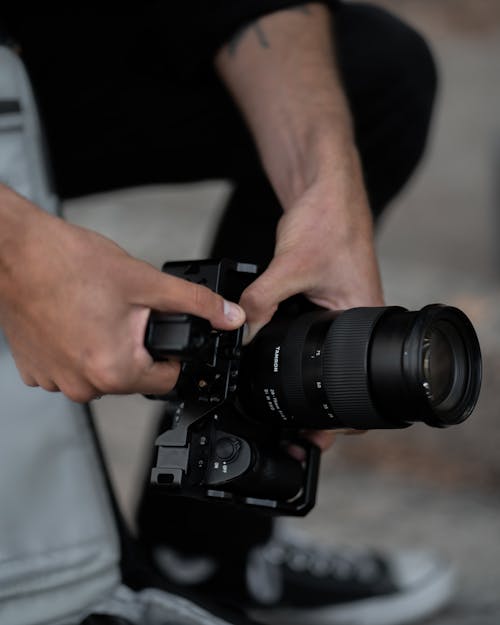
[{"x1": 145, "y1": 259, "x2": 482, "y2": 515}]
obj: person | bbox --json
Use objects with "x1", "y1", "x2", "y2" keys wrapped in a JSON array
[{"x1": 0, "y1": 3, "x2": 449, "y2": 625}]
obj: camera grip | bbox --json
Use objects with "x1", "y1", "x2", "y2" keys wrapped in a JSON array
[{"x1": 145, "y1": 312, "x2": 212, "y2": 361}]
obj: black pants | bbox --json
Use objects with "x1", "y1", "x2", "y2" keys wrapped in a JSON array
[{"x1": 26, "y1": 2, "x2": 437, "y2": 576}]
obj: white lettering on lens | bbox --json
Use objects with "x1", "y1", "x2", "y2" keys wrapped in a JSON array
[{"x1": 273, "y1": 346, "x2": 281, "y2": 372}]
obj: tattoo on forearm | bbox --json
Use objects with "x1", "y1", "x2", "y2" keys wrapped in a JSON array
[
  {"x1": 293, "y1": 6, "x2": 312, "y2": 15},
  {"x1": 254, "y1": 23, "x2": 270, "y2": 49},
  {"x1": 227, "y1": 4, "x2": 311, "y2": 56}
]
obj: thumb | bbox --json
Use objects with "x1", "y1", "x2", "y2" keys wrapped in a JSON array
[
  {"x1": 133, "y1": 264, "x2": 246, "y2": 330},
  {"x1": 240, "y1": 255, "x2": 304, "y2": 342}
]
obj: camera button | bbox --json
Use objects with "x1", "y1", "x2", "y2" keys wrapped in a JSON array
[{"x1": 215, "y1": 437, "x2": 240, "y2": 462}]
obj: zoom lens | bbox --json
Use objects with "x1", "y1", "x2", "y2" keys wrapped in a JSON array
[
  {"x1": 243, "y1": 305, "x2": 481, "y2": 430},
  {"x1": 423, "y1": 324, "x2": 455, "y2": 406}
]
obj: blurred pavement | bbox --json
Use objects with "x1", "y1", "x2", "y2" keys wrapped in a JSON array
[{"x1": 64, "y1": 3, "x2": 500, "y2": 623}]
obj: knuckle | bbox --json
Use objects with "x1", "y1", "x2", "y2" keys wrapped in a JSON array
[
  {"x1": 242, "y1": 290, "x2": 277, "y2": 325},
  {"x1": 85, "y1": 354, "x2": 123, "y2": 393},
  {"x1": 240, "y1": 286, "x2": 261, "y2": 313},
  {"x1": 130, "y1": 347, "x2": 148, "y2": 372},
  {"x1": 190, "y1": 283, "x2": 208, "y2": 309},
  {"x1": 190, "y1": 283, "x2": 221, "y2": 318},
  {"x1": 164, "y1": 360, "x2": 181, "y2": 382},
  {"x1": 40, "y1": 382, "x2": 59, "y2": 393},
  {"x1": 12, "y1": 357, "x2": 38, "y2": 387},
  {"x1": 242, "y1": 277, "x2": 273, "y2": 308},
  {"x1": 20, "y1": 373, "x2": 37, "y2": 388},
  {"x1": 191, "y1": 283, "x2": 205, "y2": 309},
  {"x1": 152, "y1": 363, "x2": 181, "y2": 394},
  {"x1": 97, "y1": 369, "x2": 123, "y2": 394},
  {"x1": 61, "y1": 384, "x2": 94, "y2": 404}
]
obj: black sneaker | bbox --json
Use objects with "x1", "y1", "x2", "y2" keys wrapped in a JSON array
[{"x1": 150, "y1": 525, "x2": 456, "y2": 625}]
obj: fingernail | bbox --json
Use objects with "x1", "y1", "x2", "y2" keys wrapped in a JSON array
[
  {"x1": 242, "y1": 323, "x2": 258, "y2": 346},
  {"x1": 337, "y1": 429, "x2": 367, "y2": 436},
  {"x1": 242, "y1": 323, "x2": 250, "y2": 343},
  {"x1": 224, "y1": 300, "x2": 244, "y2": 323},
  {"x1": 242, "y1": 322, "x2": 265, "y2": 345}
]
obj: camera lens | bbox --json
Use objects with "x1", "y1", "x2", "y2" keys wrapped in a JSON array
[
  {"x1": 371, "y1": 305, "x2": 481, "y2": 427},
  {"x1": 243, "y1": 305, "x2": 481, "y2": 430},
  {"x1": 423, "y1": 324, "x2": 455, "y2": 406}
]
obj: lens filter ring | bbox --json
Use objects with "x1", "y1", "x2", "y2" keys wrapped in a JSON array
[{"x1": 403, "y1": 304, "x2": 482, "y2": 427}]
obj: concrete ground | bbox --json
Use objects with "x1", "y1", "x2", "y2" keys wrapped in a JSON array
[{"x1": 64, "y1": 2, "x2": 500, "y2": 623}]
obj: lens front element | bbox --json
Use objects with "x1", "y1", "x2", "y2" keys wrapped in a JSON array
[{"x1": 423, "y1": 324, "x2": 455, "y2": 406}]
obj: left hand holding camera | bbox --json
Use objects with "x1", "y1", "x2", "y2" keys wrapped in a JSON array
[
  {"x1": 240, "y1": 153, "x2": 385, "y2": 339},
  {"x1": 216, "y1": 4, "x2": 384, "y2": 450},
  {"x1": 241, "y1": 152, "x2": 383, "y2": 452}
]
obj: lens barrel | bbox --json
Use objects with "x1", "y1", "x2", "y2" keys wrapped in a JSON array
[{"x1": 243, "y1": 305, "x2": 481, "y2": 430}]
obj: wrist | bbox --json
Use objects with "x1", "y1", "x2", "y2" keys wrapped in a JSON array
[
  {"x1": 276, "y1": 125, "x2": 364, "y2": 210},
  {"x1": 253, "y1": 81, "x2": 359, "y2": 208}
]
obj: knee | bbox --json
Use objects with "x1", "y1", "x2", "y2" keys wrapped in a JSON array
[
  {"x1": 333, "y1": 4, "x2": 440, "y2": 214},
  {"x1": 394, "y1": 14, "x2": 438, "y2": 121},
  {"x1": 336, "y1": 3, "x2": 439, "y2": 120}
]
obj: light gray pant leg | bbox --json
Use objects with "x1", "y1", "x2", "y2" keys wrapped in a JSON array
[
  {"x1": 0, "y1": 45, "x2": 121, "y2": 625},
  {"x1": 0, "y1": 334, "x2": 121, "y2": 625},
  {"x1": 0, "y1": 44, "x2": 238, "y2": 625}
]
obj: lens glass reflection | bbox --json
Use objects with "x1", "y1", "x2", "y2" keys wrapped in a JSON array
[{"x1": 423, "y1": 325, "x2": 455, "y2": 406}]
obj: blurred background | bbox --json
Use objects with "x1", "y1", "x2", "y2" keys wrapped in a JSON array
[{"x1": 64, "y1": 2, "x2": 500, "y2": 623}]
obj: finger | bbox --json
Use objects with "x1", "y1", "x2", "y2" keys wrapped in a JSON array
[
  {"x1": 132, "y1": 266, "x2": 245, "y2": 330},
  {"x1": 10, "y1": 352, "x2": 39, "y2": 387},
  {"x1": 340, "y1": 429, "x2": 367, "y2": 436},
  {"x1": 12, "y1": 353, "x2": 61, "y2": 393},
  {"x1": 18, "y1": 369, "x2": 38, "y2": 388},
  {"x1": 302, "y1": 430, "x2": 337, "y2": 452},
  {"x1": 128, "y1": 360, "x2": 181, "y2": 396},
  {"x1": 288, "y1": 444, "x2": 307, "y2": 462},
  {"x1": 240, "y1": 254, "x2": 307, "y2": 341},
  {"x1": 58, "y1": 379, "x2": 100, "y2": 403},
  {"x1": 37, "y1": 379, "x2": 60, "y2": 393}
]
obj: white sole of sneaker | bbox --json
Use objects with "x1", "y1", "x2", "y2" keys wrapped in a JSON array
[{"x1": 248, "y1": 561, "x2": 456, "y2": 625}]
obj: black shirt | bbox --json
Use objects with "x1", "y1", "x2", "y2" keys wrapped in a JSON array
[{"x1": 1, "y1": 2, "x2": 339, "y2": 80}]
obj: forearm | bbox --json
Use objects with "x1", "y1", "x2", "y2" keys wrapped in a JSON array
[
  {"x1": 0, "y1": 185, "x2": 41, "y2": 292},
  {"x1": 215, "y1": 3, "x2": 357, "y2": 209},
  {"x1": 217, "y1": 2, "x2": 383, "y2": 344},
  {"x1": 0, "y1": 183, "x2": 27, "y2": 247},
  {"x1": 216, "y1": 4, "x2": 381, "y2": 447}
]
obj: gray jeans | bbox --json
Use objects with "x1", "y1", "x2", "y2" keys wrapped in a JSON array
[{"x1": 0, "y1": 46, "x2": 237, "y2": 625}]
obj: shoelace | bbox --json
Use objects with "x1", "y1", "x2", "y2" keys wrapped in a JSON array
[{"x1": 261, "y1": 538, "x2": 382, "y2": 583}]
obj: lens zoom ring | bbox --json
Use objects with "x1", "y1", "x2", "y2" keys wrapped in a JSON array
[{"x1": 323, "y1": 308, "x2": 387, "y2": 427}]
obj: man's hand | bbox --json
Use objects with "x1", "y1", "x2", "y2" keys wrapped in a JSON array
[
  {"x1": 242, "y1": 166, "x2": 382, "y2": 452},
  {"x1": 216, "y1": 3, "x2": 384, "y2": 449},
  {"x1": 0, "y1": 186, "x2": 245, "y2": 402},
  {"x1": 240, "y1": 155, "x2": 384, "y2": 339}
]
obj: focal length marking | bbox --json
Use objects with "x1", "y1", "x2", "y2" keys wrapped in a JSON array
[
  {"x1": 303, "y1": 321, "x2": 338, "y2": 422},
  {"x1": 263, "y1": 387, "x2": 288, "y2": 422}
]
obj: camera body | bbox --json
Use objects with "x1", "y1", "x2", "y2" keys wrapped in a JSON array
[
  {"x1": 145, "y1": 258, "x2": 481, "y2": 516},
  {"x1": 145, "y1": 259, "x2": 320, "y2": 515}
]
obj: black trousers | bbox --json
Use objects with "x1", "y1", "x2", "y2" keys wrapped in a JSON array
[{"x1": 25, "y1": 2, "x2": 437, "y2": 575}]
